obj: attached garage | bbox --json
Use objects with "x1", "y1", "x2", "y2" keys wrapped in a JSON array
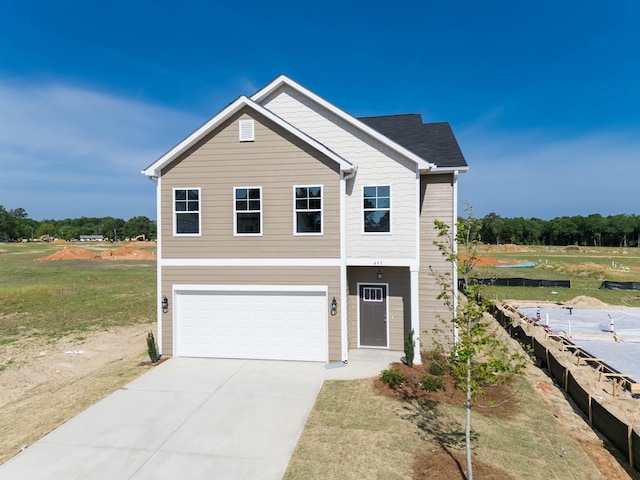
[{"x1": 173, "y1": 285, "x2": 328, "y2": 362}]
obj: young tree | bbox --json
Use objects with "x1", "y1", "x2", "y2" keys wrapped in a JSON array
[{"x1": 431, "y1": 206, "x2": 525, "y2": 480}]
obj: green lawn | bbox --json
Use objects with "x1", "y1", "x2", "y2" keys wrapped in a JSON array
[
  {"x1": 474, "y1": 245, "x2": 640, "y2": 307},
  {"x1": 0, "y1": 243, "x2": 156, "y2": 341}
]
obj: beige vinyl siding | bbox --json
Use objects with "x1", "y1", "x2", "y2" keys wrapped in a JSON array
[
  {"x1": 160, "y1": 108, "x2": 340, "y2": 259},
  {"x1": 419, "y1": 173, "x2": 455, "y2": 348},
  {"x1": 347, "y1": 266, "x2": 411, "y2": 351},
  {"x1": 160, "y1": 265, "x2": 342, "y2": 361}
]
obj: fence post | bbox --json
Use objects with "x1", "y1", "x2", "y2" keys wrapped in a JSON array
[{"x1": 629, "y1": 425, "x2": 634, "y2": 469}]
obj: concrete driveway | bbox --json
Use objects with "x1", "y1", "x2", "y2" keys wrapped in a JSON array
[{"x1": 0, "y1": 350, "x2": 400, "y2": 480}]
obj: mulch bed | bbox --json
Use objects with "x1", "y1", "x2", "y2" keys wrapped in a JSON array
[
  {"x1": 373, "y1": 354, "x2": 519, "y2": 418},
  {"x1": 413, "y1": 446, "x2": 512, "y2": 480},
  {"x1": 374, "y1": 353, "x2": 518, "y2": 480}
]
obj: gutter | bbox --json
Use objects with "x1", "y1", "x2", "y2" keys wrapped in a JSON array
[{"x1": 452, "y1": 170, "x2": 459, "y2": 346}]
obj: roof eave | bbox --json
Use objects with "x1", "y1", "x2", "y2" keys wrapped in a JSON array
[{"x1": 422, "y1": 165, "x2": 469, "y2": 174}]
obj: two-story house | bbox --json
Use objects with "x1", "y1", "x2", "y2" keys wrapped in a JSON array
[{"x1": 142, "y1": 75, "x2": 468, "y2": 365}]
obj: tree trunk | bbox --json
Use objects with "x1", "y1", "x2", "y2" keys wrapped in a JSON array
[{"x1": 466, "y1": 354, "x2": 473, "y2": 480}]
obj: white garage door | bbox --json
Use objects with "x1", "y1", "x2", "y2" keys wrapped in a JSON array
[{"x1": 174, "y1": 286, "x2": 328, "y2": 362}]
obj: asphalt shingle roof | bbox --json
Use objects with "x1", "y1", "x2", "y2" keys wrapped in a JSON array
[{"x1": 358, "y1": 114, "x2": 468, "y2": 169}]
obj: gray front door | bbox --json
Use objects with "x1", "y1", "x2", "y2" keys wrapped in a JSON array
[{"x1": 359, "y1": 284, "x2": 387, "y2": 347}]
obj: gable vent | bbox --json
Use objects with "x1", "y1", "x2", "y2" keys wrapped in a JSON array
[{"x1": 239, "y1": 119, "x2": 255, "y2": 142}]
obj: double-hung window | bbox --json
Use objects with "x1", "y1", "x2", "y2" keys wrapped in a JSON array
[
  {"x1": 294, "y1": 185, "x2": 322, "y2": 234},
  {"x1": 234, "y1": 187, "x2": 262, "y2": 235},
  {"x1": 174, "y1": 188, "x2": 201, "y2": 235},
  {"x1": 363, "y1": 185, "x2": 391, "y2": 233}
]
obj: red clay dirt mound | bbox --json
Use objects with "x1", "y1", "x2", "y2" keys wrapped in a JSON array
[
  {"x1": 35, "y1": 247, "x2": 98, "y2": 261},
  {"x1": 461, "y1": 255, "x2": 524, "y2": 267},
  {"x1": 98, "y1": 247, "x2": 156, "y2": 260},
  {"x1": 35, "y1": 247, "x2": 156, "y2": 261}
]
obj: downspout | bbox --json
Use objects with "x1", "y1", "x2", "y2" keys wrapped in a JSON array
[
  {"x1": 452, "y1": 170, "x2": 459, "y2": 346},
  {"x1": 145, "y1": 173, "x2": 163, "y2": 355},
  {"x1": 339, "y1": 166, "x2": 357, "y2": 362}
]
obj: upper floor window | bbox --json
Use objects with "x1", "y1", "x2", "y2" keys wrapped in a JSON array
[
  {"x1": 363, "y1": 185, "x2": 391, "y2": 233},
  {"x1": 294, "y1": 186, "x2": 322, "y2": 235},
  {"x1": 174, "y1": 188, "x2": 201, "y2": 235},
  {"x1": 234, "y1": 187, "x2": 262, "y2": 235}
]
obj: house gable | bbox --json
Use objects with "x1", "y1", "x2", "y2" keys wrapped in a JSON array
[
  {"x1": 252, "y1": 75, "x2": 435, "y2": 172},
  {"x1": 142, "y1": 95, "x2": 353, "y2": 178}
]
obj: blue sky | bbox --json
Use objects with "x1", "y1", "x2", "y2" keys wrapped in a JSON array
[{"x1": 1, "y1": 0, "x2": 638, "y2": 221}]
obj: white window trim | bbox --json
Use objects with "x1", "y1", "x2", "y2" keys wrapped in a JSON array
[
  {"x1": 293, "y1": 185, "x2": 323, "y2": 236},
  {"x1": 239, "y1": 119, "x2": 254, "y2": 142},
  {"x1": 362, "y1": 184, "x2": 392, "y2": 235},
  {"x1": 233, "y1": 186, "x2": 263, "y2": 236},
  {"x1": 173, "y1": 187, "x2": 202, "y2": 237}
]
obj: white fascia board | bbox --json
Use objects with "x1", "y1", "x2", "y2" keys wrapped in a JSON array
[
  {"x1": 251, "y1": 75, "x2": 436, "y2": 171},
  {"x1": 141, "y1": 95, "x2": 353, "y2": 177},
  {"x1": 425, "y1": 165, "x2": 470, "y2": 175}
]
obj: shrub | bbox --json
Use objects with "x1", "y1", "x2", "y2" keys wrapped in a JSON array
[
  {"x1": 421, "y1": 375, "x2": 445, "y2": 392},
  {"x1": 429, "y1": 361, "x2": 446, "y2": 376},
  {"x1": 404, "y1": 329, "x2": 415, "y2": 367},
  {"x1": 146, "y1": 331, "x2": 159, "y2": 363},
  {"x1": 380, "y1": 368, "x2": 406, "y2": 387}
]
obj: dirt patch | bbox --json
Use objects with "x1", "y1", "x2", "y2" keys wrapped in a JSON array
[
  {"x1": 414, "y1": 445, "x2": 512, "y2": 480},
  {"x1": 568, "y1": 295, "x2": 610, "y2": 307},
  {"x1": 474, "y1": 256, "x2": 526, "y2": 267},
  {"x1": 35, "y1": 247, "x2": 98, "y2": 260},
  {"x1": 479, "y1": 244, "x2": 534, "y2": 253},
  {"x1": 0, "y1": 324, "x2": 154, "y2": 463},
  {"x1": 373, "y1": 354, "x2": 518, "y2": 419},
  {"x1": 505, "y1": 295, "x2": 609, "y2": 309},
  {"x1": 34, "y1": 246, "x2": 156, "y2": 261},
  {"x1": 98, "y1": 247, "x2": 156, "y2": 260}
]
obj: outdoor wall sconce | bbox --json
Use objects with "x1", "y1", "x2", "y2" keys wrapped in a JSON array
[
  {"x1": 377, "y1": 267, "x2": 383, "y2": 280},
  {"x1": 161, "y1": 295, "x2": 169, "y2": 313},
  {"x1": 330, "y1": 297, "x2": 338, "y2": 316}
]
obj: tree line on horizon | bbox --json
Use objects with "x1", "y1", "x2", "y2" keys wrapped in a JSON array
[
  {"x1": 0, "y1": 205, "x2": 156, "y2": 242},
  {"x1": 1, "y1": 204, "x2": 638, "y2": 247},
  {"x1": 478, "y1": 212, "x2": 640, "y2": 247}
]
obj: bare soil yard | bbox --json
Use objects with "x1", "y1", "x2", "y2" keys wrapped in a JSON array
[{"x1": 0, "y1": 323, "x2": 153, "y2": 464}]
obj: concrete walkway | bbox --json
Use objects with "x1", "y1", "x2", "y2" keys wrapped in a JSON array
[{"x1": 0, "y1": 350, "x2": 402, "y2": 480}]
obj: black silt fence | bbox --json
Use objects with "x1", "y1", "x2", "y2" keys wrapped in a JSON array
[
  {"x1": 600, "y1": 281, "x2": 640, "y2": 290},
  {"x1": 461, "y1": 278, "x2": 570, "y2": 288},
  {"x1": 547, "y1": 352, "x2": 567, "y2": 389},
  {"x1": 632, "y1": 429, "x2": 640, "y2": 471},
  {"x1": 591, "y1": 400, "x2": 630, "y2": 458},
  {"x1": 490, "y1": 303, "x2": 640, "y2": 473},
  {"x1": 566, "y1": 370, "x2": 590, "y2": 420},
  {"x1": 532, "y1": 337, "x2": 548, "y2": 369}
]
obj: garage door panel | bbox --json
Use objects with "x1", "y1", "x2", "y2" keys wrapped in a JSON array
[{"x1": 175, "y1": 289, "x2": 327, "y2": 362}]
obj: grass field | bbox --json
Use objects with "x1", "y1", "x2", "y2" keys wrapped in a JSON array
[
  {"x1": 0, "y1": 242, "x2": 156, "y2": 342},
  {"x1": 474, "y1": 245, "x2": 640, "y2": 307}
]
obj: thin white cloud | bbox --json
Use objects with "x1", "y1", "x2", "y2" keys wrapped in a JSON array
[
  {"x1": 0, "y1": 79, "x2": 203, "y2": 219},
  {"x1": 457, "y1": 124, "x2": 640, "y2": 219}
]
